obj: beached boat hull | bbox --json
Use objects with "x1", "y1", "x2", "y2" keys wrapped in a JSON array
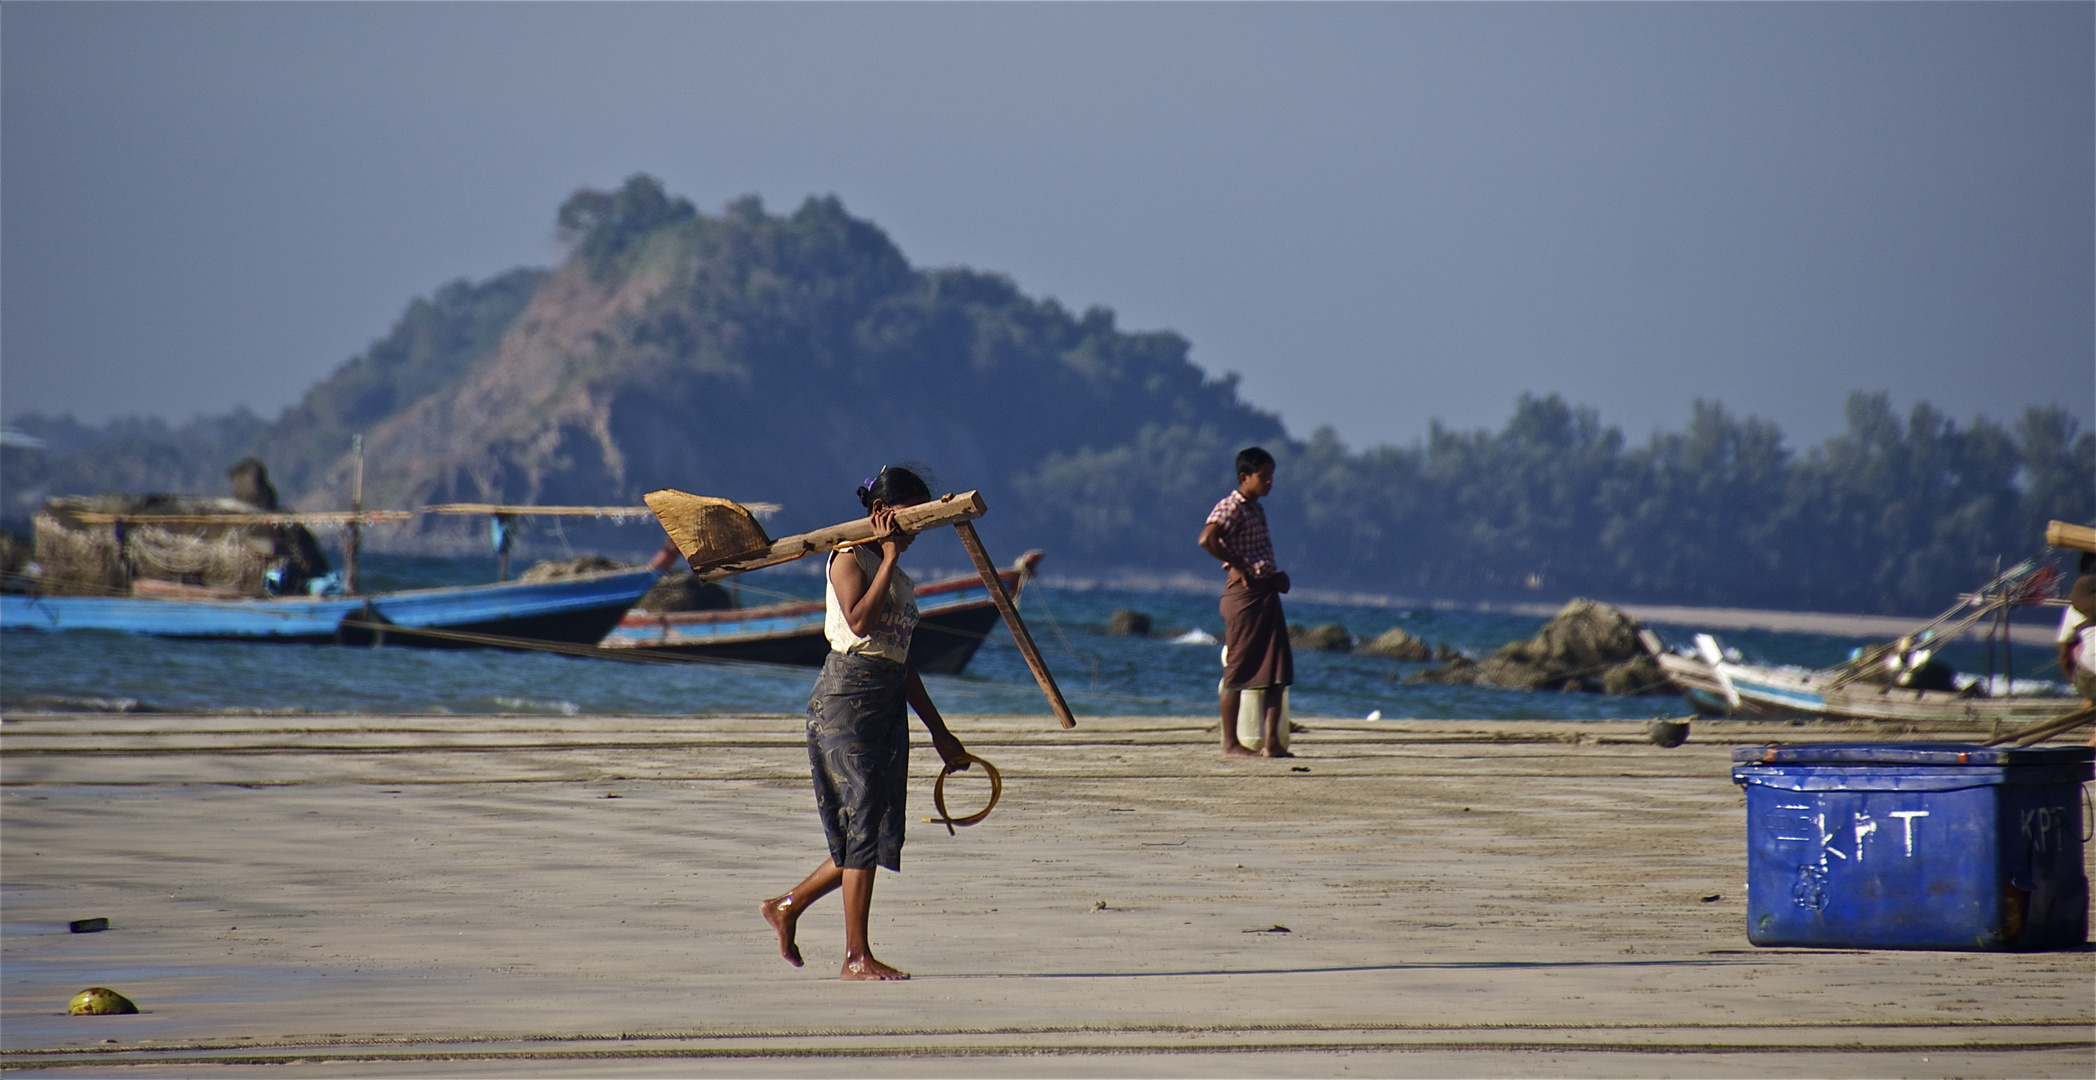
[
  {"x1": 601, "y1": 554, "x2": 1038, "y2": 675},
  {"x1": 0, "y1": 569, "x2": 661, "y2": 648},
  {"x1": 1654, "y1": 650, "x2": 2069, "y2": 725}
]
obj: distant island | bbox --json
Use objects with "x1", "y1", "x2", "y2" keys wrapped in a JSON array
[{"x1": 5, "y1": 175, "x2": 2089, "y2": 615}]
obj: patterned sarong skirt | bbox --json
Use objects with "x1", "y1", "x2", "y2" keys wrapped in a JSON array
[
  {"x1": 806, "y1": 650, "x2": 910, "y2": 871},
  {"x1": 1220, "y1": 575, "x2": 1294, "y2": 690}
]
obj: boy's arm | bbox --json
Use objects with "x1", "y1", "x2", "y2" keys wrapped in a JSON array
[
  {"x1": 1199, "y1": 521, "x2": 1257, "y2": 581},
  {"x1": 905, "y1": 661, "x2": 968, "y2": 769}
]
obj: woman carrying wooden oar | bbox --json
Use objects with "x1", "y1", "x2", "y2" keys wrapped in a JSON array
[{"x1": 760, "y1": 466, "x2": 970, "y2": 980}]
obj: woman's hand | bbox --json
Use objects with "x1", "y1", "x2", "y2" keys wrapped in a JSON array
[
  {"x1": 869, "y1": 504, "x2": 913, "y2": 559},
  {"x1": 932, "y1": 730, "x2": 970, "y2": 771}
]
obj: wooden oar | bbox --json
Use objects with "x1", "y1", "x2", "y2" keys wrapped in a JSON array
[
  {"x1": 653, "y1": 489, "x2": 991, "y2": 581},
  {"x1": 955, "y1": 520, "x2": 1077, "y2": 729},
  {"x1": 1982, "y1": 703, "x2": 2096, "y2": 747},
  {"x1": 2046, "y1": 520, "x2": 2096, "y2": 554},
  {"x1": 646, "y1": 489, "x2": 1077, "y2": 727}
]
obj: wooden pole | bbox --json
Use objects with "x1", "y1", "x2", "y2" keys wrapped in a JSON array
[
  {"x1": 2046, "y1": 520, "x2": 2096, "y2": 554},
  {"x1": 954, "y1": 519, "x2": 1076, "y2": 729},
  {"x1": 345, "y1": 434, "x2": 364, "y2": 596},
  {"x1": 1982, "y1": 703, "x2": 2096, "y2": 748}
]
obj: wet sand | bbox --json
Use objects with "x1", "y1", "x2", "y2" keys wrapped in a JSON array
[{"x1": 2, "y1": 711, "x2": 2090, "y2": 1077}]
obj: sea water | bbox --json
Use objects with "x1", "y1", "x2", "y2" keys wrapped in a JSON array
[{"x1": 0, "y1": 555, "x2": 2055, "y2": 720}]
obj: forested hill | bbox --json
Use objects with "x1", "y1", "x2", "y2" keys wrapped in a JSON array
[{"x1": 5, "y1": 175, "x2": 2091, "y2": 615}]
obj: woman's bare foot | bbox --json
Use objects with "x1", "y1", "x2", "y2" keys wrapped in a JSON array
[
  {"x1": 1221, "y1": 743, "x2": 1256, "y2": 758},
  {"x1": 1258, "y1": 746, "x2": 1295, "y2": 758},
  {"x1": 840, "y1": 953, "x2": 910, "y2": 980},
  {"x1": 759, "y1": 895, "x2": 804, "y2": 967}
]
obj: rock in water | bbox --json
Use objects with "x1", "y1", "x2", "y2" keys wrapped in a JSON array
[
  {"x1": 1601, "y1": 654, "x2": 1669, "y2": 696},
  {"x1": 1289, "y1": 623, "x2": 1353, "y2": 653},
  {"x1": 68, "y1": 988, "x2": 138, "y2": 1015},
  {"x1": 1504, "y1": 598, "x2": 1643, "y2": 673},
  {"x1": 1357, "y1": 628, "x2": 1433, "y2": 661},
  {"x1": 1105, "y1": 609, "x2": 1153, "y2": 637},
  {"x1": 1405, "y1": 655, "x2": 1480, "y2": 686},
  {"x1": 1407, "y1": 599, "x2": 1676, "y2": 697}
]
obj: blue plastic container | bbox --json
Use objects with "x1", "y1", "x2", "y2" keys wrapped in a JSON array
[{"x1": 1731, "y1": 742, "x2": 2091, "y2": 951}]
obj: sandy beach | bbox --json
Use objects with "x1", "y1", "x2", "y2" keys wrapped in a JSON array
[{"x1": 3, "y1": 709, "x2": 2090, "y2": 1077}]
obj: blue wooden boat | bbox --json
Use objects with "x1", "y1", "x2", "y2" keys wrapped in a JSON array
[
  {"x1": 1, "y1": 568, "x2": 660, "y2": 648},
  {"x1": 600, "y1": 552, "x2": 1041, "y2": 674}
]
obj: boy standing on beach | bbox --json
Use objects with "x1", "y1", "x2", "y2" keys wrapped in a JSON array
[{"x1": 1198, "y1": 447, "x2": 1294, "y2": 758}]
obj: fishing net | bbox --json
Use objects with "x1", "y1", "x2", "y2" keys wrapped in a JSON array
[{"x1": 33, "y1": 496, "x2": 287, "y2": 596}]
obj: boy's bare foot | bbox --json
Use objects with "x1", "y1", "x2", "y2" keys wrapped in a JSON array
[
  {"x1": 1221, "y1": 743, "x2": 1256, "y2": 758},
  {"x1": 759, "y1": 895, "x2": 804, "y2": 967},
  {"x1": 840, "y1": 953, "x2": 910, "y2": 980},
  {"x1": 1258, "y1": 746, "x2": 1295, "y2": 758}
]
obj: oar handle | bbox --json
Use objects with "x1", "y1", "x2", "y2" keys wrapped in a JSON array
[{"x1": 954, "y1": 520, "x2": 1076, "y2": 728}]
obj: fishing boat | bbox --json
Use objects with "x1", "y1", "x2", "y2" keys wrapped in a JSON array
[
  {"x1": 2, "y1": 568, "x2": 662, "y2": 647},
  {"x1": 1647, "y1": 558, "x2": 2076, "y2": 724},
  {"x1": 601, "y1": 551, "x2": 1044, "y2": 675},
  {"x1": 2, "y1": 487, "x2": 662, "y2": 648}
]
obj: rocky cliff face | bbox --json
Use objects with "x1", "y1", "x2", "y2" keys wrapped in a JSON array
[{"x1": 295, "y1": 179, "x2": 1280, "y2": 553}]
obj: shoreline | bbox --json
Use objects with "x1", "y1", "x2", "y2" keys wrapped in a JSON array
[{"x1": 1039, "y1": 574, "x2": 2059, "y2": 647}]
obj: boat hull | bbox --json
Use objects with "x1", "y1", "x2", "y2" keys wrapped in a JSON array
[
  {"x1": 1654, "y1": 651, "x2": 2070, "y2": 725},
  {"x1": 1, "y1": 569, "x2": 660, "y2": 648},
  {"x1": 602, "y1": 563, "x2": 1029, "y2": 675}
]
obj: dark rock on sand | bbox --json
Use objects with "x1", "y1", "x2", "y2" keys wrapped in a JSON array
[
  {"x1": 1289, "y1": 623, "x2": 1353, "y2": 653},
  {"x1": 636, "y1": 571, "x2": 734, "y2": 614},
  {"x1": 1106, "y1": 609, "x2": 1154, "y2": 637},
  {"x1": 1647, "y1": 718, "x2": 1691, "y2": 748},
  {"x1": 1405, "y1": 598, "x2": 1676, "y2": 697},
  {"x1": 1357, "y1": 628, "x2": 1434, "y2": 661}
]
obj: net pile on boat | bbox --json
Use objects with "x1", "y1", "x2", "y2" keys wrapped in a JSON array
[{"x1": 33, "y1": 495, "x2": 305, "y2": 597}]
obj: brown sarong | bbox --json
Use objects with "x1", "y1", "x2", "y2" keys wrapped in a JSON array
[{"x1": 1220, "y1": 576, "x2": 1293, "y2": 690}]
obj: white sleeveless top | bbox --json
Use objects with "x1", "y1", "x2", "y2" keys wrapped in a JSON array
[{"x1": 823, "y1": 545, "x2": 918, "y2": 663}]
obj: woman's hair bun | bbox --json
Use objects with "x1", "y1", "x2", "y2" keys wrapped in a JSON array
[{"x1": 858, "y1": 464, "x2": 934, "y2": 510}]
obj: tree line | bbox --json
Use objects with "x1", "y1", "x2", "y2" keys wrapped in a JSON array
[{"x1": 1017, "y1": 391, "x2": 2092, "y2": 614}]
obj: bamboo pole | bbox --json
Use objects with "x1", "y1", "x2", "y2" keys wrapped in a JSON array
[
  {"x1": 2046, "y1": 520, "x2": 2096, "y2": 554},
  {"x1": 67, "y1": 510, "x2": 414, "y2": 526},
  {"x1": 954, "y1": 520, "x2": 1077, "y2": 729}
]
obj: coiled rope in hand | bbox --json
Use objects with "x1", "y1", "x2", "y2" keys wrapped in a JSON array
[{"x1": 926, "y1": 753, "x2": 1001, "y2": 835}]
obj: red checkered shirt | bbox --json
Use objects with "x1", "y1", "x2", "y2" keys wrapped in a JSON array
[{"x1": 1206, "y1": 490, "x2": 1276, "y2": 576}]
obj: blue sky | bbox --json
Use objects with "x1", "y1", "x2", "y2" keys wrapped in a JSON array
[{"x1": 4, "y1": 2, "x2": 2090, "y2": 448}]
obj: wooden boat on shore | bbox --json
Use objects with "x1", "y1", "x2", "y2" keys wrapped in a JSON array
[
  {"x1": 1, "y1": 568, "x2": 662, "y2": 647},
  {"x1": 1647, "y1": 558, "x2": 2076, "y2": 724},
  {"x1": 1650, "y1": 641, "x2": 2070, "y2": 725},
  {"x1": 601, "y1": 551, "x2": 1043, "y2": 674}
]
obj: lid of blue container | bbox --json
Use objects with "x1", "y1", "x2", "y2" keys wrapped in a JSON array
[{"x1": 1730, "y1": 742, "x2": 2095, "y2": 766}]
